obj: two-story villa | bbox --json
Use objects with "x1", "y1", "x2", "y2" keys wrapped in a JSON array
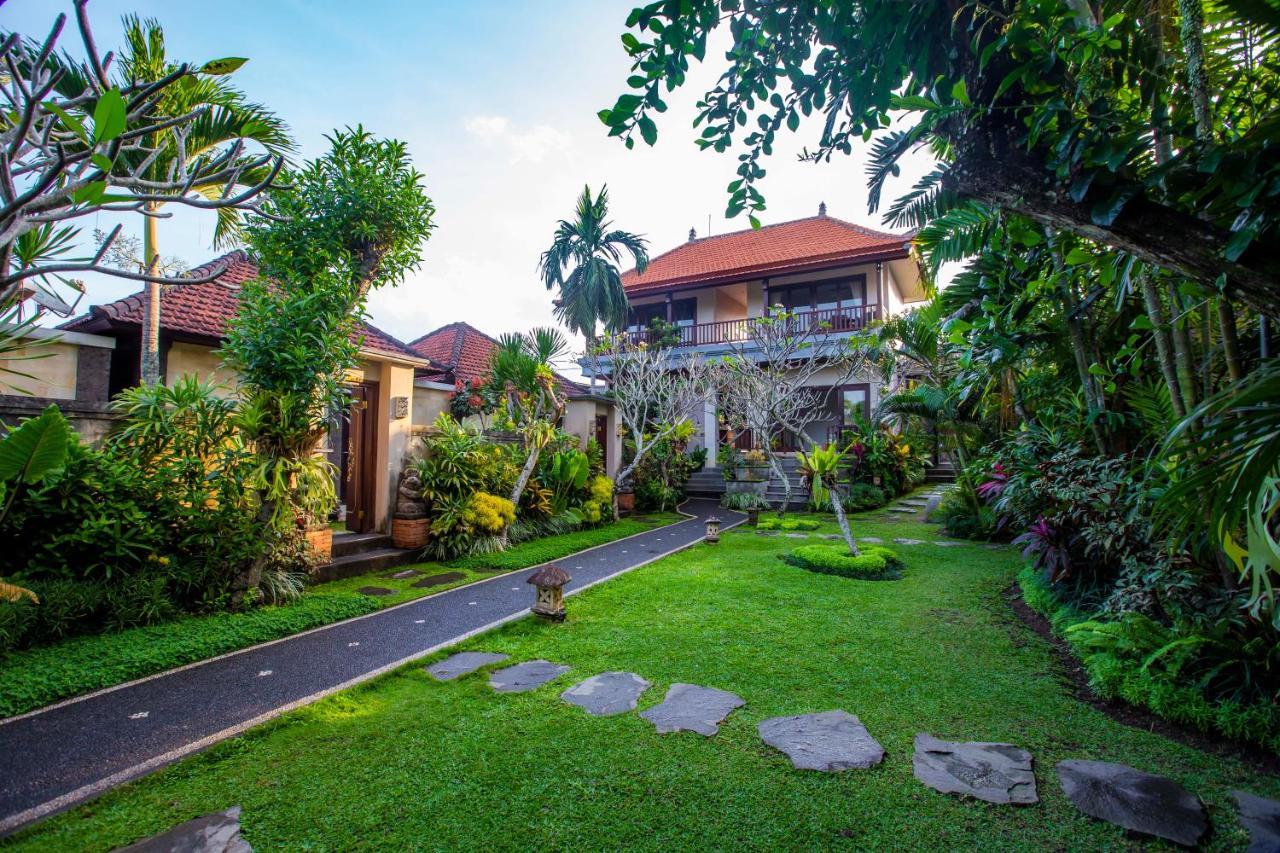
[{"x1": 615, "y1": 205, "x2": 925, "y2": 467}]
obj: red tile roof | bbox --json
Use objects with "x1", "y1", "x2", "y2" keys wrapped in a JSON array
[
  {"x1": 61, "y1": 251, "x2": 426, "y2": 363},
  {"x1": 622, "y1": 214, "x2": 911, "y2": 294},
  {"x1": 408, "y1": 321, "x2": 586, "y2": 396}
]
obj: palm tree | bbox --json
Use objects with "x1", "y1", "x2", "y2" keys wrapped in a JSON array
[
  {"x1": 538, "y1": 185, "x2": 649, "y2": 339},
  {"x1": 115, "y1": 17, "x2": 294, "y2": 385},
  {"x1": 489, "y1": 327, "x2": 570, "y2": 508}
]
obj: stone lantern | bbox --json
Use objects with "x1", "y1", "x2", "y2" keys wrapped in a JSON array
[
  {"x1": 527, "y1": 564, "x2": 571, "y2": 621},
  {"x1": 704, "y1": 516, "x2": 722, "y2": 544}
]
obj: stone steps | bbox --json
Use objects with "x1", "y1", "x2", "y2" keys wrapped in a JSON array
[{"x1": 317, "y1": 536, "x2": 418, "y2": 582}]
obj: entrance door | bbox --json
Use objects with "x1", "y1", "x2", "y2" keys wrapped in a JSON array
[{"x1": 343, "y1": 382, "x2": 380, "y2": 533}]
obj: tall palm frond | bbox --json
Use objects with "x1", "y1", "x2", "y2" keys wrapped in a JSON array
[{"x1": 538, "y1": 185, "x2": 648, "y2": 338}]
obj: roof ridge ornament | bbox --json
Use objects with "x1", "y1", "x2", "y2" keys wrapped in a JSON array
[{"x1": 818, "y1": 201, "x2": 827, "y2": 217}]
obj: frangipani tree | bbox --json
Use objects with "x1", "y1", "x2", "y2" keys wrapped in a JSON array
[
  {"x1": 719, "y1": 308, "x2": 869, "y2": 512},
  {"x1": 489, "y1": 327, "x2": 569, "y2": 508},
  {"x1": 584, "y1": 335, "x2": 719, "y2": 501}
]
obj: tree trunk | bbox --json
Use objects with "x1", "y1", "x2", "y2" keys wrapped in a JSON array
[
  {"x1": 1218, "y1": 297, "x2": 1244, "y2": 383},
  {"x1": 1178, "y1": 0, "x2": 1213, "y2": 139},
  {"x1": 139, "y1": 206, "x2": 162, "y2": 385},
  {"x1": 1169, "y1": 285, "x2": 1200, "y2": 412},
  {"x1": 765, "y1": 447, "x2": 791, "y2": 517},
  {"x1": 509, "y1": 442, "x2": 542, "y2": 509},
  {"x1": 948, "y1": 146, "x2": 1280, "y2": 318},
  {"x1": 1141, "y1": 276, "x2": 1187, "y2": 418},
  {"x1": 826, "y1": 476, "x2": 860, "y2": 556},
  {"x1": 231, "y1": 498, "x2": 276, "y2": 609},
  {"x1": 1060, "y1": 280, "x2": 1109, "y2": 455}
]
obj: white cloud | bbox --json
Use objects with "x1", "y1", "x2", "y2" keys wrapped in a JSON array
[
  {"x1": 506, "y1": 125, "x2": 572, "y2": 165},
  {"x1": 463, "y1": 115, "x2": 509, "y2": 139}
]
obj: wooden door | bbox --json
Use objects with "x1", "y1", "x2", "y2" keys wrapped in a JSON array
[{"x1": 345, "y1": 382, "x2": 380, "y2": 533}]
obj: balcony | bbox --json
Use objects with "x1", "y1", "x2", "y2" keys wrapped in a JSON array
[{"x1": 619, "y1": 305, "x2": 881, "y2": 349}]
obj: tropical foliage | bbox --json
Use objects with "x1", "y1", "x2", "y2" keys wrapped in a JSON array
[{"x1": 538, "y1": 185, "x2": 649, "y2": 338}]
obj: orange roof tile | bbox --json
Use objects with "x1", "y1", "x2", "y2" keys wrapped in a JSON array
[
  {"x1": 61, "y1": 251, "x2": 425, "y2": 363},
  {"x1": 407, "y1": 321, "x2": 585, "y2": 396},
  {"x1": 622, "y1": 214, "x2": 911, "y2": 294}
]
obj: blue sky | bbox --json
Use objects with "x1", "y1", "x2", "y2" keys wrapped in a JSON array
[{"x1": 4, "y1": 0, "x2": 937, "y2": 368}]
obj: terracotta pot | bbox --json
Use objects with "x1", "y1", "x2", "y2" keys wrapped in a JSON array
[
  {"x1": 391, "y1": 517, "x2": 430, "y2": 549},
  {"x1": 305, "y1": 526, "x2": 333, "y2": 563},
  {"x1": 616, "y1": 491, "x2": 635, "y2": 513}
]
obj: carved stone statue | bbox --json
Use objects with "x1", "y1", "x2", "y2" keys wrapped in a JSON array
[{"x1": 394, "y1": 467, "x2": 428, "y2": 519}]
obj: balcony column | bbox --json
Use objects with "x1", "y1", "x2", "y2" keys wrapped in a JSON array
[
  {"x1": 703, "y1": 387, "x2": 718, "y2": 468},
  {"x1": 762, "y1": 279, "x2": 770, "y2": 317},
  {"x1": 875, "y1": 262, "x2": 884, "y2": 321},
  {"x1": 665, "y1": 292, "x2": 673, "y2": 322}
]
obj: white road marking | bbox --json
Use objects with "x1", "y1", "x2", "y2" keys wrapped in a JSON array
[
  {"x1": 128, "y1": 711, "x2": 148, "y2": 720},
  {"x1": 348, "y1": 642, "x2": 360, "y2": 647},
  {"x1": 414, "y1": 619, "x2": 425, "y2": 624},
  {"x1": 257, "y1": 670, "x2": 272, "y2": 677},
  {"x1": 468, "y1": 601, "x2": 477, "y2": 606}
]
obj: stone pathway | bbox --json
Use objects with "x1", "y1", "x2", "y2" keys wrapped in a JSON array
[
  {"x1": 640, "y1": 684, "x2": 744, "y2": 736},
  {"x1": 425, "y1": 650, "x2": 1256, "y2": 847},
  {"x1": 758, "y1": 711, "x2": 883, "y2": 771},
  {"x1": 913, "y1": 734, "x2": 1037, "y2": 805},
  {"x1": 488, "y1": 660, "x2": 570, "y2": 693},
  {"x1": 0, "y1": 499, "x2": 738, "y2": 835},
  {"x1": 1056, "y1": 759, "x2": 1207, "y2": 847},
  {"x1": 427, "y1": 651, "x2": 509, "y2": 681},
  {"x1": 561, "y1": 672, "x2": 651, "y2": 717}
]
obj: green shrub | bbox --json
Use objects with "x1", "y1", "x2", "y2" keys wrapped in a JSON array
[
  {"x1": 788, "y1": 545, "x2": 902, "y2": 580},
  {"x1": 448, "y1": 517, "x2": 667, "y2": 572},
  {"x1": 1017, "y1": 567, "x2": 1280, "y2": 751},
  {"x1": 843, "y1": 483, "x2": 888, "y2": 512},
  {"x1": 757, "y1": 517, "x2": 820, "y2": 531},
  {"x1": 936, "y1": 487, "x2": 998, "y2": 540}
]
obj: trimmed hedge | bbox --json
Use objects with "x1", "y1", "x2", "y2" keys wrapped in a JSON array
[
  {"x1": 757, "y1": 517, "x2": 821, "y2": 531},
  {"x1": 1017, "y1": 567, "x2": 1280, "y2": 752},
  {"x1": 788, "y1": 545, "x2": 903, "y2": 580},
  {"x1": 0, "y1": 593, "x2": 380, "y2": 719}
]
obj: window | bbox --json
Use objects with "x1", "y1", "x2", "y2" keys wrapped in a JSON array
[
  {"x1": 769, "y1": 276, "x2": 866, "y2": 315},
  {"x1": 627, "y1": 298, "x2": 696, "y2": 331}
]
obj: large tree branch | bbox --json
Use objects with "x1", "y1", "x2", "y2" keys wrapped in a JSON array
[{"x1": 948, "y1": 143, "x2": 1280, "y2": 318}]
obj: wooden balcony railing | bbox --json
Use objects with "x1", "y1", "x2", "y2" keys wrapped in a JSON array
[{"x1": 618, "y1": 304, "x2": 881, "y2": 348}]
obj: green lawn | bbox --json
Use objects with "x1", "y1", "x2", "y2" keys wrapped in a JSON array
[
  {"x1": 0, "y1": 514, "x2": 677, "y2": 719},
  {"x1": 7, "y1": 511, "x2": 1275, "y2": 851}
]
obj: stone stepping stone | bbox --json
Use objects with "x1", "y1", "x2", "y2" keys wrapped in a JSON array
[
  {"x1": 859, "y1": 536, "x2": 884, "y2": 543},
  {"x1": 1232, "y1": 790, "x2": 1280, "y2": 852},
  {"x1": 489, "y1": 660, "x2": 570, "y2": 693},
  {"x1": 758, "y1": 710, "x2": 884, "y2": 771},
  {"x1": 894, "y1": 538, "x2": 924, "y2": 545},
  {"x1": 934, "y1": 541, "x2": 963, "y2": 547},
  {"x1": 889, "y1": 507, "x2": 918, "y2": 514},
  {"x1": 912, "y1": 734, "x2": 1037, "y2": 805},
  {"x1": 1056, "y1": 760, "x2": 1206, "y2": 847},
  {"x1": 641, "y1": 683, "x2": 744, "y2": 736},
  {"x1": 383, "y1": 569, "x2": 420, "y2": 579},
  {"x1": 115, "y1": 805, "x2": 249, "y2": 852},
  {"x1": 412, "y1": 571, "x2": 465, "y2": 588},
  {"x1": 784, "y1": 533, "x2": 810, "y2": 539},
  {"x1": 561, "y1": 671, "x2": 650, "y2": 716},
  {"x1": 901, "y1": 499, "x2": 930, "y2": 507},
  {"x1": 356, "y1": 586, "x2": 394, "y2": 596},
  {"x1": 426, "y1": 651, "x2": 509, "y2": 681}
]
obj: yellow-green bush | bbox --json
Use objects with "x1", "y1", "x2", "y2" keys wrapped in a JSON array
[
  {"x1": 589, "y1": 475, "x2": 614, "y2": 504},
  {"x1": 464, "y1": 493, "x2": 516, "y2": 534}
]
